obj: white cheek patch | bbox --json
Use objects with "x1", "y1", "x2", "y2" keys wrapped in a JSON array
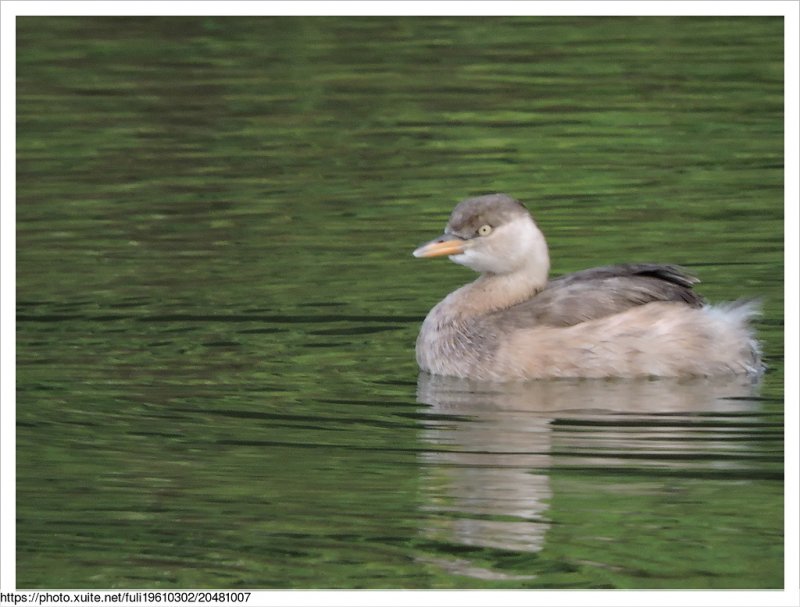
[
  {"x1": 448, "y1": 252, "x2": 471, "y2": 267},
  {"x1": 449, "y1": 248, "x2": 504, "y2": 273}
]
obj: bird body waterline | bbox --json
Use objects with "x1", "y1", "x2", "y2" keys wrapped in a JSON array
[{"x1": 413, "y1": 194, "x2": 763, "y2": 381}]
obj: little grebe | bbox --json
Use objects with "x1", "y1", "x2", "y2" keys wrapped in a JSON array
[{"x1": 413, "y1": 194, "x2": 762, "y2": 381}]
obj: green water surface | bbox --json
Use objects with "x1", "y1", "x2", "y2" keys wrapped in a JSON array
[{"x1": 16, "y1": 16, "x2": 784, "y2": 589}]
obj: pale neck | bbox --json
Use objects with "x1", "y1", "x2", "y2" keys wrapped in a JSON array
[{"x1": 445, "y1": 262, "x2": 549, "y2": 320}]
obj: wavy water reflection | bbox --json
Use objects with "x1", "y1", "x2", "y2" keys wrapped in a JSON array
[
  {"x1": 416, "y1": 374, "x2": 768, "y2": 579},
  {"x1": 16, "y1": 15, "x2": 783, "y2": 588}
]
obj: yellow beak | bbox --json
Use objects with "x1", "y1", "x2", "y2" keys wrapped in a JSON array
[{"x1": 412, "y1": 236, "x2": 467, "y2": 258}]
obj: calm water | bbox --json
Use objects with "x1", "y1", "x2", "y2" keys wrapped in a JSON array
[{"x1": 16, "y1": 17, "x2": 783, "y2": 589}]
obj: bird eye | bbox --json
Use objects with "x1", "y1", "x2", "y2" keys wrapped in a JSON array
[{"x1": 477, "y1": 224, "x2": 493, "y2": 236}]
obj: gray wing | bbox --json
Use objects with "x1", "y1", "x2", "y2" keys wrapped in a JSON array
[{"x1": 496, "y1": 264, "x2": 705, "y2": 329}]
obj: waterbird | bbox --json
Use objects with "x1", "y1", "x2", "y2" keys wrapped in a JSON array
[{"x1": 413, "y1": 193, "x2": 762, "y2": 381}]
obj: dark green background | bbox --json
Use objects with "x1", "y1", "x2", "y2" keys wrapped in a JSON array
[{"x1": 17, "y1": 17, "x2": 783, "y2": 588}]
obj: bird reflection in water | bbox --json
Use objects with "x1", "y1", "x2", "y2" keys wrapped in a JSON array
[{"x1": 415, "y1": 373, "x2": 762, "y2": 580}]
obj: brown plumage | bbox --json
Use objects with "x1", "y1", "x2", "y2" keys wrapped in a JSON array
[
  {"x1": 413, "y1": 194, "x2": 763, "y2": 381},
  {"x1": 497, "y1": 263, "x2": 705, "y2": 329}
]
